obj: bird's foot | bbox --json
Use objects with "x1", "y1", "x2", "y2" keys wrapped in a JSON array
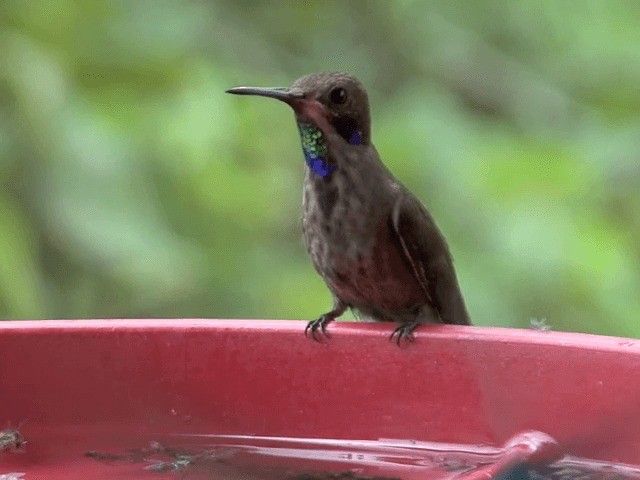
[
  {"x1": 305, "y1": 302, "x2": 346, "y2": 342},
  {"x1": 389, "y1": 321, "x2": 420, "y2": 346},
  {"x1": 305, "y1": 315, "x2": 333, "y2": 342}
]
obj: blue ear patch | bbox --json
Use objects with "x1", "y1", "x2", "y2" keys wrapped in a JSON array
[{"x1": 348, "y1": 129, "x2": 362, "y2": 145}]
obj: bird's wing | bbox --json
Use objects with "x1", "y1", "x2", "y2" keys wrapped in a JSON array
[{"x1": 390, "y1": 190, "x2": 471, "y2": 325}]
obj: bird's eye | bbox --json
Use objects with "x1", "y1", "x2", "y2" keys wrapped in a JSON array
[{"x1": 329, "y1": 87, "x2": 348, "y2": 105}]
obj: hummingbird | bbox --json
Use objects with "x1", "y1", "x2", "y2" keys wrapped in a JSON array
[{"x1": 226, "y1": 72, "x2": 471, "y2": 343}]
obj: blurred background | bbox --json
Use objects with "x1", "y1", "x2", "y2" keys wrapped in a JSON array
[{"x1": 1, "y1": 1, "x2": 639, "y2": 336}]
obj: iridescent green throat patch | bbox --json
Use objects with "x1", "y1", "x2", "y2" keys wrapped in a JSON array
[{"x1": 297, "y1": 123, "x2": 335, "y2": 177}]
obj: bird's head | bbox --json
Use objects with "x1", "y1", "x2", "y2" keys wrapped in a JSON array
[{"x1": 227, "y1": 72, "x2": 371, "y2": 146}]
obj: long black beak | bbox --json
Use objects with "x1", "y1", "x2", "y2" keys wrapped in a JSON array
[{"x1": 225, "y1": 86, "x2": 304, "y2": 104}]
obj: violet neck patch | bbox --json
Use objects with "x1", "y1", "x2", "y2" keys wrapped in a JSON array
[{"x1": 348, "y1": 129, "x2": 362, "y2": 145}]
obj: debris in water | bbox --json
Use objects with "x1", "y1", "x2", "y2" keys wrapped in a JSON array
[
  {"x1": 0, "y1": 474, "x2": 25, "y2": 480},
  {"x1": 85, "y1": 441, "x2": 237, "y2": 474},
  {"x1": 0, "y1": 426, "x2": 26, "y2": 453},
  {"x1": 289, "y1": 472, "x2": 400, "y2": 480}
]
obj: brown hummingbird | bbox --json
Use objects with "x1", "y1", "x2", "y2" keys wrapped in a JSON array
[{"x1": 226, "y1": 72, "x2": 471, "y2": 343}]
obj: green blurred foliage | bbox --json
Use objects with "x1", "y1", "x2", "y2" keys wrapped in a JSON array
[{"x1": 1, "y1": 1, "x2": 639, "y2": 336}]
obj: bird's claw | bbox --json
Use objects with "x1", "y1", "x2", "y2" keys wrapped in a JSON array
[
  {"x1": 389, "y1": 323, "x2": 418, "y2": 346},
  {"x1": 305, "y1": 316, "x2": 331, "y2": 342}
]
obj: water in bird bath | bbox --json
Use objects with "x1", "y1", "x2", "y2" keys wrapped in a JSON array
[{"x1": 2, "y1": 424, "x2": 640, "y2": 480}]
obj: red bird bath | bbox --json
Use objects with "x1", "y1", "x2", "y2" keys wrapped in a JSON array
[{"x1": 1, "y1": 319, "x2": 640, "y2": 479}]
